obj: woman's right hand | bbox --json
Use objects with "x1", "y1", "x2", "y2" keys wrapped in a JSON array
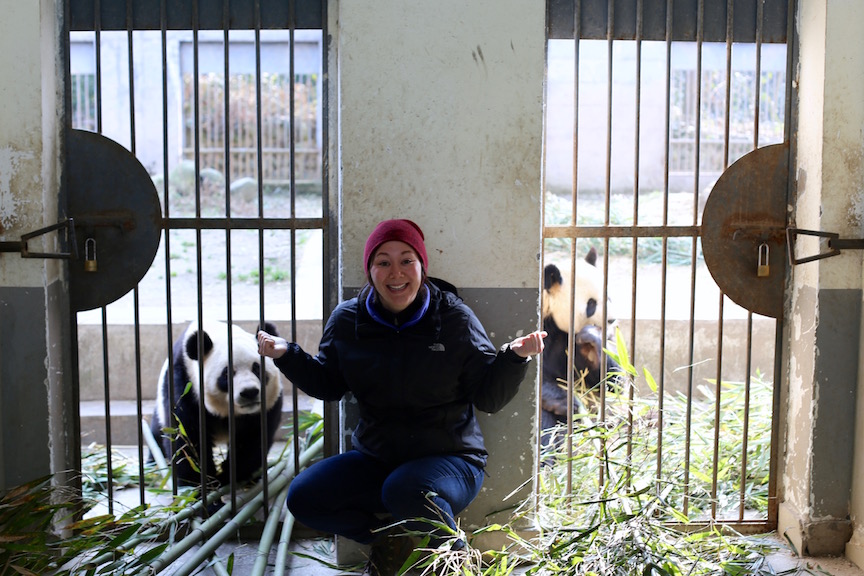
[{"x1": 257, "y1": 330, "x2": 289, "y2": 359}]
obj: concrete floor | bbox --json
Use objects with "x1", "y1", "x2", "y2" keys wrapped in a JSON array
[
  {"x1": 89, "y1": 470, "x2": 864, "y2": 576},
  {"x1": 154, "y1": 531, "x2": 864, "y2": 576}
]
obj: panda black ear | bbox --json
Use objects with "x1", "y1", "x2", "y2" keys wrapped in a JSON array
[
  {"x1": 259, "y1": 322, "x2": 280, "y2": 338},
  {"x1": 544, "y1": 264, "x2": 563, "y2": 291},
  {"x1": 584, "y1": 247, "x2": 598, "y2": 267},
  {"x1": 185, "y1": 328, "x2": 214, "y2": 361}
]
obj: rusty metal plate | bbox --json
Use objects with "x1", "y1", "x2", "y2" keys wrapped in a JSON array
[
  {"x1": 701, "y1": 143, "x2": 788, "y2": 319},
  {"x1": 67, "y1": 129, "x2": 162, "y2": 311}
]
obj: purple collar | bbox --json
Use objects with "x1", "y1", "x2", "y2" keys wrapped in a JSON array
[{"x1": 365, "y1": 285, "x2": 430, "y2": 330}]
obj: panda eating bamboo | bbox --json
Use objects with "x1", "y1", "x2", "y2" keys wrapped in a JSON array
[
  {"x1": 541, "y1": 248, "x2": 622, "y2": 436},
  {"x1": 149, "y1": 320, "x2": 284, "y2": 486}
]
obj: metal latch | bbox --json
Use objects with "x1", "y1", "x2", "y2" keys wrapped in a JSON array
[
  {"x1": 785, "y1": 228, "x2": 864, "y2": 265},
  {"x1": 0, "y1": 218, "x2": 77, "y2": 259}
]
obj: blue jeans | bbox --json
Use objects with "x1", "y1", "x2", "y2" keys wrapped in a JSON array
[{"x1": 286, "y1": 450, "x2": 485, "y2": 544}]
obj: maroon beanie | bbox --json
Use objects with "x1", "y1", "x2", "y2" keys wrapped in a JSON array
[{"x1": 363, "y1": 219, "x2": 428, "y2": 274}]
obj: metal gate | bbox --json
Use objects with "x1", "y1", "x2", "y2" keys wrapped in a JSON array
[
  {"x1": 540, "y1": 0, "x2": 794, "y2": 532},
  {"x1": 64, "y1": 0, "x2": 332, "y2": 520}
]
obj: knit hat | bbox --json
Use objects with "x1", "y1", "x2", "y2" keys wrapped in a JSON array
[{"x1": 363, "y1": 219, "x2": 428, "y2": 274}]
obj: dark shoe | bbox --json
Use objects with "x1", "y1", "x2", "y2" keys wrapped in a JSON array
[{"x1": 361, "y1": 533, "x2": 416, "y2": 576}]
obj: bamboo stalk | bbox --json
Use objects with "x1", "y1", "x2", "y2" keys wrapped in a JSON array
[
  {"x1": 141, "y1": 418, "x2": 169, "y2": 477},
  {"x1": 250, "y1": 481, "x2": 291, "y2": 576},
  {"x1": 148, "y1": 438, "x2": 322, "y2": 576},
  {"x1": 190, "y1": 518, "x2": 232, "y2": 576},
  {"x1": 88, "y1": 444, "x2": 294, "y2": 572},
  {"x1": 272, "y1": 510, "x2": 297, "y2": 576}
]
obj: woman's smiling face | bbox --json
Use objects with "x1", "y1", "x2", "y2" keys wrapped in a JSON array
[{"x1": 369, "y1": 240, "x2": 423, "y2": 314}]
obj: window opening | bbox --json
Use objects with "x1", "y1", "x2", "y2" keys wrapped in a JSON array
[
  {"x1": 67, "y1": 7, "x2": 329, "y2": 534},
  {"x1": 541, "y1": 4, "x2": 790, "y2": 531}
]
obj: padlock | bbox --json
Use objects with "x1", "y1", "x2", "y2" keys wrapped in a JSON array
[
  {"x1": 757, "y1": 242, "x2": 769, "y2": 277},
  {"x1": 84, "y1": 237, "x2": 98, "y2": 273}
]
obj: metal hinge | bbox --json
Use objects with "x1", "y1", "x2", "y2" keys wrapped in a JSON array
[
  {"x1": 786, "y1": 227, "x2": 864, "y2": 265},
  {"x1": 0, "y1": 218, "x2": 77, "y2": 259}
]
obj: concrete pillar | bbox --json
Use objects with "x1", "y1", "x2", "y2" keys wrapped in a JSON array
[
  {"x1": 0, "y1": 0, "x2": 75, "y2": 491},
  {"x1": 329, "y1": 0, "x2": 545, "y2": 553},
  {"x1": 780, "y1": 0, "x2": 864, "y2": 558}
]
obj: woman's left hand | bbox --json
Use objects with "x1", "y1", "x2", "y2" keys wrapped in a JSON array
[{"x1": 510, "y1": 330, "x2": 547, "y2": 358}]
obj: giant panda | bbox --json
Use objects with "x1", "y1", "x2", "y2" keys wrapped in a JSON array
[
  {"x1": 541, "y1": 247, "x2": 613, "y2": 335},
  {"x1": 541, "y1": 248, "x2": 621, "y2": 436},
  {"x1": 150, "y1": 320, "x2": 284, "y2": 486}
]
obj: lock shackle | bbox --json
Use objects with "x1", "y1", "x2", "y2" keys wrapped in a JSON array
[
  {"x1": 85, "y1": 237, "x2": 97, "y2": 260},
  {"x1": 758, "y1": 242, "x2": 769, "y2": 265}
]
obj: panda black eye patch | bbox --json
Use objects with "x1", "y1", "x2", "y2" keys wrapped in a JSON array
[
  {"x1": 216, "y1": 367, "x2": 230, "y2": 392},
  {"x1": 586, "y1": 298, "x2": 598, "y2": 319},
  {"x1": 252, "y1": 362, "x2": 261, "y2": 379}
]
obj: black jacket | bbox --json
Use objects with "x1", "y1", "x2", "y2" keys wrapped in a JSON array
[{"x1": 273, "y1": 281, "x2": 530, "y2": 467}]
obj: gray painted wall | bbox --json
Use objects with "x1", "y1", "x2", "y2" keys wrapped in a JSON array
[{"x1": 0, "y1": 288, "x2": 50, "y2": 489}]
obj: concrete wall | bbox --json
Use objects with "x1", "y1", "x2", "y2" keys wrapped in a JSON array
[
  {"x1": 330, "y1": 0, "x2": 545, "y2": 541},
  {"x1": 779, "y1": 0, "x2": 864, "y2": 562},
  {"x1": 0, "y1": 0, "x2": 75, "y2": 491}
]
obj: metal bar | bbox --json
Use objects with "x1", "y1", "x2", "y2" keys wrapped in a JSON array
[
  {"x1": 722, "y1": 0, "x2": 733, "y2": 170},
  {"x1": 91, "y1": 0, "x2": 116, "y2": 517},
  {"x1": 288, "y1": 0, "x2": 303, "y2": 484},
  {"x1": 625, "y1": 0, "x2": 644, "y2": 488},
  {"x1": 192, "y1": 0, "x2": 210, "y2": 500},
  {"x1": 69, "y1": 0, "x2": 324, "y2": 31},
  {"x1": 544, "y1": 224, "x2": 701, "y2": 238},
  {"x1": 222, "y1": 0, "x2": 239, "y2": 514},
  {"x1": 545, "y1": 0, "x2": 789, "y2": 43},
  {"x1": 598, "y1": 0, "x2": 615, "y2": 487},
  {"x1": 785, "y1": 228, "x2": 840, "y2": 265},
  {"x1": 254, "y1": 0, "x2": 269, "y2": 498},
  {"x1": 159, "y1": 0, "x2": 180, "y2": 497},
  {"x1": 739, "y1": 0, "x2": 762, "y2": 523},
  {"x1": 100, "y1": 306, "x2": 114, "y2": 514},
  {"x1": 768, "y1": 0, "x2": 797, "y2": 527},
  {"x1": 656, "y1": 0, "x2": 674, "y2": 493},
  {"x1": 63, "y1": 0, "x2": 85, "y2": 509},
  {"x1": 739, "y1": 312, "x2": 754, "y2": 521},
  {"x1": 831, "y1": 238, "x2": 864, "y2": 250},
  {"x1": 320, "y1": 0, "x2": 338, "y2": 461},
  {"x1": 536, "y1": 1, "x2": 553, "y2": 495},
  {"x1": 564, "y1": 0, "x2": 582, "y2": 499},
  {"x1": 125, "y1": 0, "x2": 148, "y2": 508},
  {"x1": 571, "y1": 1, "x2": 581, "y2": 227},
  {"x1": 253, "y1": 1, "x2": 272, "y2": 514},
  {"x1": 708, "y1": 0, "x2": 734, "y2": 522},
  {"x1": 710, "y1": 293, "x2": 725, "y2": 519},
  {"x1": 95, "y1": 0, "x2": 102, "y2": 133},
  {"x1": 164, "y1": 217, "x2": 325, "y2": 230},
  {"x1": 754, "y1": 0, "x2": 764, "y2": 148},
  {"x1": 2, "y1": 219, "x2": 77, "y2": 259}
]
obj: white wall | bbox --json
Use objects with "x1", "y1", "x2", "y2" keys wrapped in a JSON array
[
  {"x1": 331, "y1": 0, "x2": 545, "y2": 548},
  {"x1": 780, "y1": 0, "x2": 864, "y2": 561}
]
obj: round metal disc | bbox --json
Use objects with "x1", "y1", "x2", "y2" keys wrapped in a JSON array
[
  {"x1": 701, "y1": 143, "x2": 788, "y2": 319},
  {"x1": 67, "y1": 130, "x2": 162, "y2": 312}
]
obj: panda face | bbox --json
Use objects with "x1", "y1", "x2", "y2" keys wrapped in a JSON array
[
  {"x1": 543, "y1": 248, "x2": 616, "y2": 333},
  {"x1": 184, "y1": 321, "x2": 283, "y2": 418}
]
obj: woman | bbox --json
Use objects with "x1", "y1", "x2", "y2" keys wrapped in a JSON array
[{"x1": 257, "y1": 218, "x2": 545, "y2": 575}]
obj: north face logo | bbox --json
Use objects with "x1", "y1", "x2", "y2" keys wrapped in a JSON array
[{"x1": 428, "y1": 343, "x2": 445, "y2": 352}]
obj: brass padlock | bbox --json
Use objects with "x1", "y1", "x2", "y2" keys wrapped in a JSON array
[
  {"x1": 84, "y1": 237, "x2": 98, "y2": 273},
  {"x1": 757, "y1": 243, "x2": 769, "y2": 277}
]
